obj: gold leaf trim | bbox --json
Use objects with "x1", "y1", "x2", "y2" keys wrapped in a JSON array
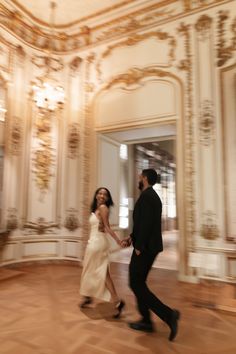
[{"x1": 217, "y1": 10, "x2": 236, "y2": 67}]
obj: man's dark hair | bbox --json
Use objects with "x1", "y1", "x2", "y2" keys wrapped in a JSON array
[{"x1": 142, "y1": 168, "x2": 158, "y2": 186}]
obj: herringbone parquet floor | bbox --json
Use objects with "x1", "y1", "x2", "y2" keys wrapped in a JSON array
[{"x1": 0, "y1": 262, "x2": 236, "y2": 354}]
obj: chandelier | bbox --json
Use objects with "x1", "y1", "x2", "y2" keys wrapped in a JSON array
[{"x1": 32, "y1": 1, "x2": 65, "y2": 112}]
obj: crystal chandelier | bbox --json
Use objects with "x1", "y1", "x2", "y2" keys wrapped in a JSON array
[{"x1": 32, "y1": 1, "x2": 65, "y2": 112}]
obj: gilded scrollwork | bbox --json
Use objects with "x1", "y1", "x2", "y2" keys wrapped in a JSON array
[
  {"x1": 201, "y1": 211, "x2": 219, "y2": 240},
  {"x1": 69, "y1": 56, "x2": 82, "y2": 74},
  {"x1": 23, "y1": 217, "x2": 60, "y2": 235},
  {"x1": 195, "y1": 14, "x2": 212, "y2": 40},
  {"x1": 96, "y1": 7, "x2": 175, "y2": 44},
  {"x1": 217, "y1": 10, "x2": 236, "y2": 67},
  {"x1": 96, "y1": 31, "x2": 176, "y2": 82},
  {"x1": 67, "y1": 123, "x2": 80, "y2": 159},
  {"x1": 103, "y1": 67, "x2": 174, "y2": 91},
  {"x1": 0, "y1": 1, "x2": 229, "y2": 54},
  {"x1": 199, "y1": 100, "x2": 215, "y2": 146},
  {"x1": 10, "y1": 116, "x2": 22, "y2": 156},
  {"x1": 177, "y1": 22, "x2": 195, "y2": 245},
  {"x1": 64, "y1": 208, "x2": 80, "y2": 231},
  {"x1": 33, "y1": 111, "x2": 55, "y2": 193}
]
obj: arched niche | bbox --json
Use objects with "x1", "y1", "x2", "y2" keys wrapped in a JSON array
[{"x1": 90, "y1": 67, "x2": 188, "y2": 279}]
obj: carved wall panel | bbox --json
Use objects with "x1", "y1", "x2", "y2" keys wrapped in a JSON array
[
  {"x1": 194, "y1": 13, "x2": 219, "y2": 241},
  {"x1": 94, "y1": 67, "x2": 178, "y2": 130},
  {"x1": 96, "y1": 31, "x2": 176, "y2": 83},
  {"x1": 221, "y1": 64, "x2": 236, "y2": 242}
]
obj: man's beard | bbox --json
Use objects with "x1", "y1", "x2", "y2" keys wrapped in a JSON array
[{"x1": 138, "y1": 181, "x2": 144, "y2": 191}]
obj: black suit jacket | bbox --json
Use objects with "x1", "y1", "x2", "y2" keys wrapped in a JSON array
[{"x1": 131, "y1": 186, "x2": 163, "y2": 254}]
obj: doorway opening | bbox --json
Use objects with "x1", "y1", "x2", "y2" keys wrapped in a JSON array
[{"x1": 100, "y1": 123, "x2": 178, "y2": 271}]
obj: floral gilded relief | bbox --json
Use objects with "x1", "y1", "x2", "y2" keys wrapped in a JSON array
[
  {"x1": 199, "y1": 100, "x2": 215, "y2": 146},
  {"x1": 217, "y1": 10, "x2": 236, "y2": 67},
  {"x1": 195, "y1": 14, "x2": 212, "y2": 41},
  {"x1": 201, "y1": 211, "x2": 219, "y2": 240},
  {"x1": 64, "y1": 208, "x2": 80, "y2": 231},
  {"x1": 10, "y1": 116, "x2": 22, "y2": 155},
  {"x1": 67, "y1": 123, "x2": 80, "y2": 159},
  {"x1": 33, "y1": 110, "x2": 55, "y2": 193},
  {"x1": 23, "y1": 217, "x2": 60, "y2": 235}
]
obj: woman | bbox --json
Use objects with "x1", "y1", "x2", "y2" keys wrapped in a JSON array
[{"x1": 80, "y1": 187, "x2": 125, "y2": 318}]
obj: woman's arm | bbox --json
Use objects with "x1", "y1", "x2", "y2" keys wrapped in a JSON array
[{"x1": 98, "y1": 205, "x2": 121, "y2": 246}]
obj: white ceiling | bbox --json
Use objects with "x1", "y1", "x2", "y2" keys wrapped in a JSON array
[
  {"x1": 5, "y1": 0, "x2": 145, "y2": 27},
  {"x1": 105, "y1": 124, "x2": 176, "y2": 144}
]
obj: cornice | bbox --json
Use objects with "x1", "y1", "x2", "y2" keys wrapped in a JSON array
[
  {"x1": 8, "y1": 0, "x2": 140, "y2": 29},
  {"x1": 0, "y1": 0, "x2": 233, "y2": 54}
]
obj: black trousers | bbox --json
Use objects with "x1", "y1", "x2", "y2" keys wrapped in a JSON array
[{"x1": 129, "y1": 249, "x2": 173, "y2": 323}]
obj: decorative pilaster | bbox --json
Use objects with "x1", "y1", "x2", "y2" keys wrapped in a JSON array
[{"x1": 195, "y1": 14, "x2": 219, "y2": 240}]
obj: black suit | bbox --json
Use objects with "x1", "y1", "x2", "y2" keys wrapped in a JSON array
[{"x1": 129, "y1": 186, "x2": 173, "y2": 324}]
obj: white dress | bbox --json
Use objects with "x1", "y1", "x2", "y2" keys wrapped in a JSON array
[{"x1": 80, "y1": 213, "x2": 111, "y2": 301}]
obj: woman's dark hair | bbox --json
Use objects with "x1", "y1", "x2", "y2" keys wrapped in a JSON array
[{"x1": 90, "y1": 187, "x2": 114, "y2": 212}]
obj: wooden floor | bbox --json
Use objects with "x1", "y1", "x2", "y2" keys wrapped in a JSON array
[{"x1": 0, "y1": 262, "x2": 236, "y2": 354}]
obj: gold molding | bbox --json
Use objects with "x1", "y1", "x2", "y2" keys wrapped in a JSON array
[
  {"x1": 9, "y1": 0, "x2": 140, "y2": 29},
  {"x1": 82, "y1": 54, "x2": 95, "y2": 240},
  {"x1": 0, "y1": 1, "x2": 230, "y2": 53},
  {"x1": 177, "y1": 23, "x2": 195, "y2": 250}
]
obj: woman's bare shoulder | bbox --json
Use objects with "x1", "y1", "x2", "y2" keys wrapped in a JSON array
[{"x1": 98, "y1": 204, "x2": 108, "y2": 212}]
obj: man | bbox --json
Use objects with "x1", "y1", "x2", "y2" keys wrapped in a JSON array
[{"x1": 127, "y1": 168, "x2": 180, "y2": 341}]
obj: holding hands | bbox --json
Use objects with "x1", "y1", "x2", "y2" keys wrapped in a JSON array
[{"x1": 120, "y1": 235, "x2": 132, "y2": 248}]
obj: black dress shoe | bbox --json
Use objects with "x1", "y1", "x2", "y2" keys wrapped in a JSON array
[
  {"x1": 79, "y1": 296, "x2": 92, "y2": 308},
  {"x1": 113, "y1": 300, "x2": 125, "y2": 319},
  {"x1": 129, "y1": 320, "x2": 154, "y2": 333},
  {"x1": 168, "y1": 309, "x2": 180, "y2": 341}
]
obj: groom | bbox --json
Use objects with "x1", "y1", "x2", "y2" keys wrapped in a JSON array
[{"x1": 126, "y1": 168, "x2": 180, "y2": 341}]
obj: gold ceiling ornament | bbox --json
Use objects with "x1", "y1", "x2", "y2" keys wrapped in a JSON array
[
  {"x1": 217, "y1": 10, "x2": 236, "y2": 67},
  {"x1": 195, "y1": 14, "x2": 212, "y2": 40},
  {"x1": 31, "y1": 1, "x2": 65, "y2": 112},
  {"x1": 201, "y1": 211, "x2": 219, "y2": 240}
]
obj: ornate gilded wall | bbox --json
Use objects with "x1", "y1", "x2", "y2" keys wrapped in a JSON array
[{"x1": 0, "y1": 0, "x2": 235, "y2": 282}]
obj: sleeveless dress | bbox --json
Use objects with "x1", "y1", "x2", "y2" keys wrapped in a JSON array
[{"x1": 80, "y1": 213, "x2": 111, "y2": 301}]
